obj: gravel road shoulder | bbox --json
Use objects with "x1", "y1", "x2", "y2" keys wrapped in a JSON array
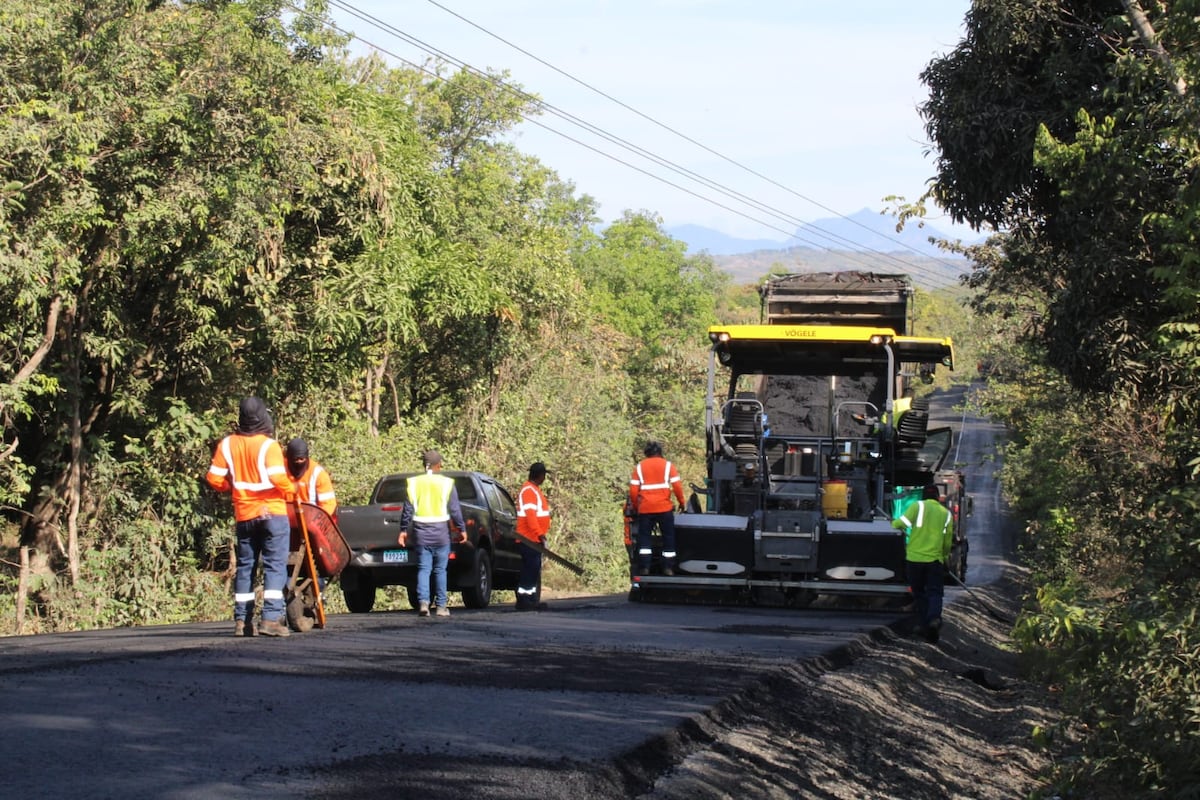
[{"x1": 624, "y1": 569, "x2": 1062, "y2": 799}]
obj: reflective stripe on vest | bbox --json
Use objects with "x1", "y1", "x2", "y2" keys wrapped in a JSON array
[
  {"x1": 635, "y1": 460, "x2": 676, "y2": 491},
  {"x1": 519, "y1": 485, "x2": 550, "y2": 518},
  {"x1": 408, "y1": 472, "x2": 453, "y2": 522},
  {"x1": 305, "y1": 465, "x2": 336, "y2": 504},
  {"x1": 899, "y1": 501, "x2": 950, "y2": 535},
  {"x1": 222, "y1": 438, "x2": 281, "y2": 492}
]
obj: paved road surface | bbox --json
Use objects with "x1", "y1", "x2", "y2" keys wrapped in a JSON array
[{"x1": 0, "y1": 382, "x2": 1008, "y2": 800}]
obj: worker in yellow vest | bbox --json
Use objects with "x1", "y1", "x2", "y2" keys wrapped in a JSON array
[
  {"x1": 399, "y1": 450, "x2": 466, "y2": 618},
  {"x1": 892, "y1": 484, "x2": 954, "y2": 643}
]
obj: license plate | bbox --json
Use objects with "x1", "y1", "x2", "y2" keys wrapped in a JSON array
[{"x1": 382, "y1": 549, "x2": 409, "y2": 564}]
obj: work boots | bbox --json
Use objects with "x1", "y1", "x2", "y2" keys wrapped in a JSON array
[
  {"x1": 258, "y1": 618, "x2": 291, "y2": 637},
  {"x1": 418, "y1": 602, "x2": 430, "y2": 617},
  {"x1": 233, "y1": 620, "x2": 256, "y2": 637},
  {"x1": 434, "y1": 606, "x2": 450, "y2": 617}
]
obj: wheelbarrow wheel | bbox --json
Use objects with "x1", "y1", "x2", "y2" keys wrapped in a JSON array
[{"x1": 287, "y1": 593, "x2": 316, "y2": 633}]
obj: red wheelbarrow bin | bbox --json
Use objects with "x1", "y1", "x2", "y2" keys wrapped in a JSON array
[{"x1": 285, "y1": 499, "x2": 352, "y2": 632}]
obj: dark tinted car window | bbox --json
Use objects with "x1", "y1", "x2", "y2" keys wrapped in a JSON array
[
  {"x1": 492, "y1": 483, "x2": 517, "y2": 516},
  {"x1": 454, "y1": 475, "x2": 479, "y2": 502},
  {"x1": 481, "y1": 481, "x2": 515, "y2": 516},
  {"x1": 375, "y1": 478, "x2": 408, "y2": 504}
]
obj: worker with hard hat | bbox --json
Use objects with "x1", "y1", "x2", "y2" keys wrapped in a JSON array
[
  {"x1": 515, "y1": 461, "x2": 552, "y2": 611},
  {"x1": 629, "y1": 441, "x2": 686, "y2": 576}
]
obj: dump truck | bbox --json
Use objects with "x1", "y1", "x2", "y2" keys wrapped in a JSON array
[{"x1": 629, "y1": 271, "x2": 971, "y2": 605}]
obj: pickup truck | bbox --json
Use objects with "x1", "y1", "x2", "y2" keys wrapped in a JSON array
[{"x1": 336, "y1": 470, "x2": 523, "y2": 612}]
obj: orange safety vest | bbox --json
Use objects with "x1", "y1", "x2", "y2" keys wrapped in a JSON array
[
  {"x1": 294, "y1": 460, "x2": 337, "y2": 517},
  {"x1": 206, "y1": 433, "x2": 292, "y2": 522},
  {"x1": 629, "y1": 456, "x2": 684, "y2": 515},
  {"x1": 516, "y1": 481, "x2": 551, "y2": 542}
]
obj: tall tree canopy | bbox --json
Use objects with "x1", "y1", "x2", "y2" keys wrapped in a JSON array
[
  {"x1": 0, "y1": 0, "x2": 403, "y2": 573},
  {"x1": 921, "y1": 0, "x2": 1198, "y2": 404},
  {"x1": 0, "y1": 0, "x2": 598, "y2": 617},
  {"x1": 922, "y1": 3, "x2": 1200, "y2": 792}
]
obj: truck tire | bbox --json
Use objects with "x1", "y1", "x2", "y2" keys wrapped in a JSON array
[
  {"x1": 460, "y1": 547, "x2": 493, "y2": 609},
  {"x1": 341, "y1": 568, "x2": 376, "y2": 613}
]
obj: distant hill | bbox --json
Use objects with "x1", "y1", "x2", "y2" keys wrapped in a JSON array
[
  {"x1": 666, "y1": 208, "x2": 980, "y2": 289},
  {"x1": 665, "y1": 225, "x2": 787, "y2": 256},
  {"x1": 667, "y1": 207, "x2": 980, "y2": 258},
  {"x1": 709, "y1": 247, "x2": 967, "y2": 290}
]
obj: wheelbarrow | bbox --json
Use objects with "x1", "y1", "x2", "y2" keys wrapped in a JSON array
[{"x1": 285, "y1": 500, "x2": 351, "y2": 632}]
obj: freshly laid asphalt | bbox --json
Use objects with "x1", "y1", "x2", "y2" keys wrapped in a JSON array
[{"x1": 1, "y1": 383, "x2": 1008, "y2": 799}]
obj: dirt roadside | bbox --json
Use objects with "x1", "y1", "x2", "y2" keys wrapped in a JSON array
[{"x1": 614, "y1": 569, "x2": 1063, "y2": 800}]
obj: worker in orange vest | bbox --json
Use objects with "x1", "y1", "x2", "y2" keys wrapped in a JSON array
[
  {"x1": 206, "y1": 397, "x2": 295, "y2": 638},
  {"x1": 285, "y1": 438, "x2": 338, "y2": 520},
  {"x1": 629, "y1": 441, "x2": 686, "y2": 576},
  {"x1": 515, "y1": 462, "x2": 551, "y2": 611}
]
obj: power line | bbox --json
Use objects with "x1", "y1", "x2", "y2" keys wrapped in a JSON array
[
  {"x1": 328, "y1": 0, "x2": 962, "y2": 286},
  {"x1": 419, "y1": 0, "x2": 967, "y2": 270},
  {"x1": 305, "y1": 2, "x2": 964, "y2": 289},
  {"x1": 324, "y1": 3, "x2": 931, "y2": 277}
]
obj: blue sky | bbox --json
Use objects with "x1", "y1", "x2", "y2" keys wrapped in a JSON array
[{"x1": 328, "y1": 1, "x2": 976, "y2": 244}]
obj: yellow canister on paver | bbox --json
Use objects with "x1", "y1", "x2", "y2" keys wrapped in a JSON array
[{"x1": 822, "y1": 480, "x2": 848, "y2": 519}]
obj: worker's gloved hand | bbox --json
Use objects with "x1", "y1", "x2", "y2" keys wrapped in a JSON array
[{"x1": 678, "y1": 504, "x2": 686, "y2": 513}]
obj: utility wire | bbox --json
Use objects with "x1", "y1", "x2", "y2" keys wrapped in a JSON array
[
  {"x1": 421, "y1": 0, "x2": 969, "y2": 270},
  {"x1": 318, "y1": 2, "x2": 942, "y2": 282},
  {"x1": 323, "y1": 1, "x2": 932, "y2": 278},
  {"x1": 330, "y1": 0, "x2": 961, "y2": 286},
  {"x1": 308, "y1": 2, "x2": 963, "y2": 288}
]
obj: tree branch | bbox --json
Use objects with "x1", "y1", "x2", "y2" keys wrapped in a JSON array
[{"x1": 1120, "y1": 0, "x2": 1187, "y2": 97}]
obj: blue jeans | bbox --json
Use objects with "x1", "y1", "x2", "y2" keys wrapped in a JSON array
[
  {"x1": 234, "y1": 514, "x2": 290, "y2": 622},
  {"x1": 417, "y1": 542, "x2": 451, "y2": 607},
  {"x1": 907, "y1": 560, "x2": 945, "y2": 628}
]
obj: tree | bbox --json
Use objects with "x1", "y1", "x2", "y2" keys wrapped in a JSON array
[
  {"x1": 0, "y1": 0, "x2": 411, "y2": 595},
  {"x1": 340, "y1": 59, "x2": 597, "y2": 431},
  {"x1": 922, "y1": 3, "x2": 1200, "y2": 793},
  {"x1": 574, "y1": 212, "x2": 725, "y2": 451},
  {"x1": 920, "y1": 0, "x2": 1191, "y2": 398}
]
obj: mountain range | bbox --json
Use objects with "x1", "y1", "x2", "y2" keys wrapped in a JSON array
[
  {"x1": 666, "y1": 208, "x2": 984, "y2": 288},
  {"x1": 667, "y1": 207, "x2": 981, "y2": 258}
]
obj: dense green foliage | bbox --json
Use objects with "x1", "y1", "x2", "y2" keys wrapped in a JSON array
[
  {"x1": 923, "y1": 2, "x2": 1200, "y2": 795},
  {"x1": 0, "y1": 0, "x2": 723, "y2": 632}
]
